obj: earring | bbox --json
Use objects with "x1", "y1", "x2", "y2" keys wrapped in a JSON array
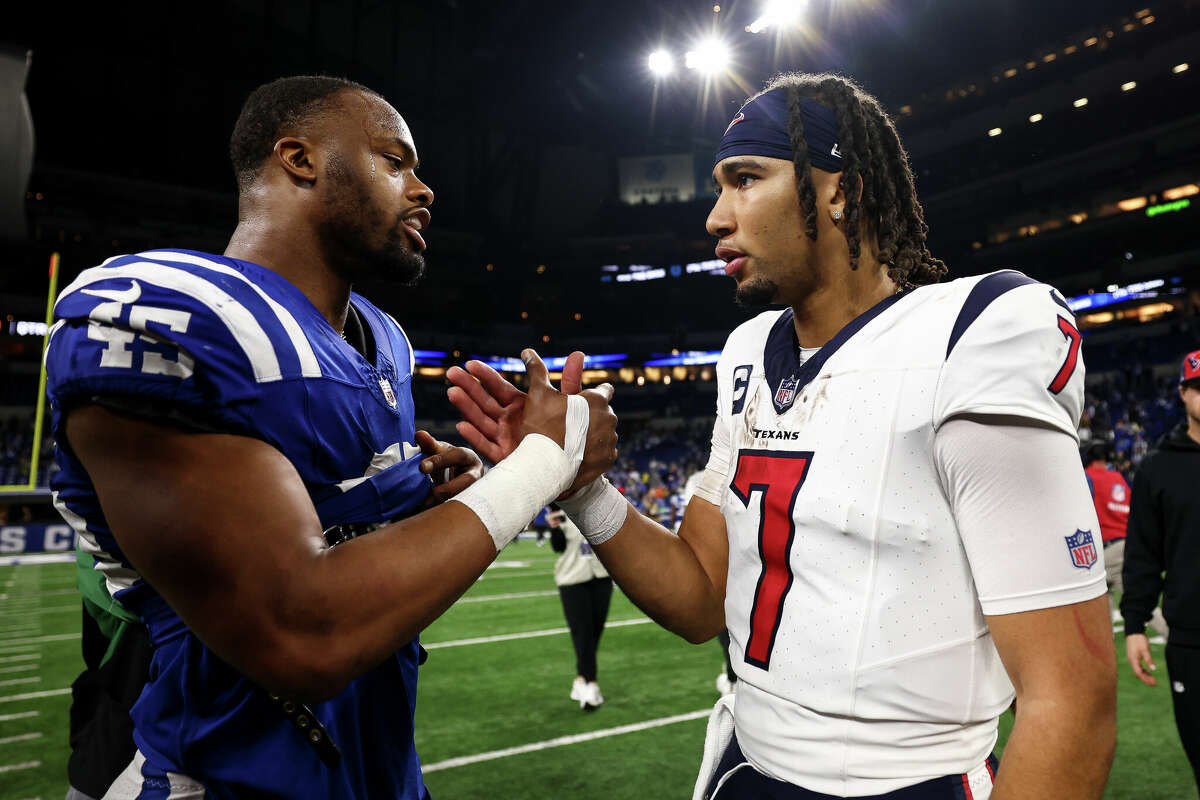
[{"x1": 833, "y1": 210, "x2": 842, "y2": 221}]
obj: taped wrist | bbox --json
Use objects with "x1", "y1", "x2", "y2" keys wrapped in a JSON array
[
  {"x1": 562, "y1": 394, "x2": 589, "y2": 475},
  {"x1": 557, "y1": 476, "x2": 629, "y2": 546},
  {"x1": 454, "y1": 434, "x2": 574, "y2": 552}
]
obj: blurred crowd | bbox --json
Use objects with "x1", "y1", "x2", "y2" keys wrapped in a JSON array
[
  {"x1": 606, "y1": 419, "x2": 710, "y2": 528},
  {"x1": 1080, "y1": 368, "x2": 1185, "y2": 482},
  {"x1": 0, "y1": 414, "x2": 54, "y2": 487}
]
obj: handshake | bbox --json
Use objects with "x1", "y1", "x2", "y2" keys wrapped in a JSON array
[{"x1": 424, "y1": 349, "x2": 625, "y2": 552}]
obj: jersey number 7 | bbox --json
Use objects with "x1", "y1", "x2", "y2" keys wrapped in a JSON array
[
  {"x1": 1048, "y1": 315, "x2": 1081, "y2": 395},
  {"x1": 730, "y1": 449, "x2": 814, "y2": 670}
]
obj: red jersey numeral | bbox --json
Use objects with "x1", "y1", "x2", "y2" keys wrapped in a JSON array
[
  {"x1": 1049, "y1": 315, "x2": 1081, "y2": 394},
  {"x1": 730, "y1": 449, "x2": 814, "y2": 670}
]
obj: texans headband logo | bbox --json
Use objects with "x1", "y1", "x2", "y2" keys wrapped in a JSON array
[{"x1": 724, "y1": 112, "x2": 745, "y2": 135}]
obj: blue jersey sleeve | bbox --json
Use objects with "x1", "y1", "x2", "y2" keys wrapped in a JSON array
[{"x1": 46, "y1": 257, "x2": 284, "y2": 438}]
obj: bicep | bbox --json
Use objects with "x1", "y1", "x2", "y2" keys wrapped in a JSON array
[
  {"x1": 986, "y1": 595, "x2": 1115, "y2": 699},
  {"x1": 66, "y1": 405, "x2": 325, "y2": 654}
]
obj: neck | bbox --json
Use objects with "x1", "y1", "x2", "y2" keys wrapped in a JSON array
[
  {"x1": 224, "y1": 207, "x2": 352, "y2": 334},
  {"x1": 1188, "y1": 417, "x2": 1200, "y2": 446},
  {"x1": 790, "y1": 258, "x2": 896, "y2": 348}
]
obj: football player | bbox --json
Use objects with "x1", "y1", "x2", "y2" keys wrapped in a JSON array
[
  {"x1": 449, "y1": 72, "x2": 1115, "y2": 799},
  {"x1": 46, "y1": 76, "x2": 617, "y2": 799}
]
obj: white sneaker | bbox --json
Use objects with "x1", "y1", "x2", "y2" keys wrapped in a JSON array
[
  {"x1": 570, "y1": 677, "x2": 586, "y2": 703},
  {"x1": 715, "y1": 672, "x2": 733, "y2": 696},
  {"x1": 583, "y1": 681, "x2": 604, "y2": 711}
]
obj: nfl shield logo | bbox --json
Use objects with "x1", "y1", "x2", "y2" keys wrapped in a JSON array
[
  {"x1": 774, "y1": 374, "x2": 798, "y2": 409},
  {"x1": 379, "y1": 377, "x2": 398, "y2": 408},
  {"x1": 1065, "y1": 529, "x2": 1098, "y2": 569}
]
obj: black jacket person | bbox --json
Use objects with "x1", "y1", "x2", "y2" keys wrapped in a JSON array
[{"x1": 1122, "y1": 349, "x2": 1200, "y2": 789}]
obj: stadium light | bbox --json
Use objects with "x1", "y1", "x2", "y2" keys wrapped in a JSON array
[
  {"x1": 748, "y1": 0, "x2": 806, "y2": 34},
  {"x1": 1163, "y1": 184, "x2": 1199, "y2": 201},
  {"x1": 1029, "y1": 112, "x2": 1043, "y2": 123},
  {"x1": 685, "y1": 37, "x2": 731, "y2": 75},
  {"x1": 1173, "y1": 63, "x2": 1189, "y2": 74},
  {"x1": 1121, "y1": 81, "x2": 1137, "y2": 91},
  {"x1": 648, "y1": 49, "x2": 674, "y2": 77},
  {"x1": 1073, "y1": 97, "x2": 1088, "y2": 108},
  {"x1": 987, "y1": 127, "x2": 1002, "y2": 137}
]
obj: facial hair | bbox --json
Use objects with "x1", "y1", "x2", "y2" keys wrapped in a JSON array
[
  {"x1": 735, "y1": 275, "x2": 780, "y2": 308},
  {"x1": 318, "y1": 153, "x2": 426, "y2": 286}
]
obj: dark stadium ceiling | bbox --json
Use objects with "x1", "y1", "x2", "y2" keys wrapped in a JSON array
[{"x1": 10, "y1": 0, "x2": 1146, "y2": 194}]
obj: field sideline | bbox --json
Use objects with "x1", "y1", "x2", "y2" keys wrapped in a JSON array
[{"x1": 0, "y1": 541, "x2": 1194, "y2": 799}]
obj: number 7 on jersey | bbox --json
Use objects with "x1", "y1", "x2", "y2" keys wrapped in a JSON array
[{"x1": 730, "y1": 449, "x2": 814, "y2": 670}]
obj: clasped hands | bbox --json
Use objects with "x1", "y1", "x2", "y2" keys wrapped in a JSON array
[{"x1": 445, "y1": 349, "x2": 619, "y2": 496}]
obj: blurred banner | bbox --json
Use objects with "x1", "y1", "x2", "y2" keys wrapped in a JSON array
[
  {"x1": 618, "y1": 153, "x2": 695, "y2": 205},
  {"x1": 0, "y1": 46, "x2": 34, "y2": 240},
  {"x1": 0, "y1": 522, "x2": 76, "y2": 553}
]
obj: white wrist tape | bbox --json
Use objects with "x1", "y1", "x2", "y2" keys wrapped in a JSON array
[
  {"x1": 454, "y1": 434, "x2": 574, "y2": 552},
  {"x1": 562, "y1": 394, "x2": 589, "y2": 475},
  {"x1": 557, "y1": 476, "x2": 629, "y2": 546}
]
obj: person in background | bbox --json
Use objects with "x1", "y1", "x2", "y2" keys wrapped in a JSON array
[
  {"x1": 1083, "y1": 440, "x2": 1168, "y2": 636},
  {"x1": 1123, "y1": 349, "x2": 1200, "y2": 790},
  {"x1": 64, "y1": 546, "x2": 150, "y2": 800},
  {"x1": 548, "y1": 506, "x2": 612, "y2": 710}
]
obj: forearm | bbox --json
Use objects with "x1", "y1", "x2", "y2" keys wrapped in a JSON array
[
  {"x1": 991, "y1": 694, "x2": 1115, "y2": 800},
  {"x1": 594, "y1": 502, "x2": 726, "y2": 644},
  {"x1": 291, "y1": 502, "x2": 496, "y2": 694}
]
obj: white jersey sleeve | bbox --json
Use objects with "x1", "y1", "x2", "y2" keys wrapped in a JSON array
[
  {"x1": 692, "y1": 349, "x2": 735, "y2": 507},
  {"x1": 933, "y1": 272, "x2": 1083, "y2": 438},
  {"x1": 935, "y1": 417, "x2": 1106, "y2": 615}
]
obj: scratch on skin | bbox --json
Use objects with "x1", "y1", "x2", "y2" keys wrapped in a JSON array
[{"x1": 1072, "y1": 604, "x2": 1111, "y2": 663}]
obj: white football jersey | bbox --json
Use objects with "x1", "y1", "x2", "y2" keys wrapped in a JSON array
[{"x1": 709, "y1": 271, "x2": 1105, "y2": 795}]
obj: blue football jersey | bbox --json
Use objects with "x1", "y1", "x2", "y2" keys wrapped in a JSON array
[{"x1": 46, "y1": 249, "x2": 434, "y2": 798}]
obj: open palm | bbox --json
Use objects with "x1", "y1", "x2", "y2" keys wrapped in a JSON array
[{"x1": 446, "y1": 351, "x2": 585, "y2": 464}]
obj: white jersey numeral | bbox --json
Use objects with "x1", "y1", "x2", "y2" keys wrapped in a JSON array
[{"x1": 86, "y1": 293, "x2": 194, "y2": 378}]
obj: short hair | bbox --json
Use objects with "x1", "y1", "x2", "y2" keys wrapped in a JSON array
[
  {"x1": 229, "y1": 75, "x2": 374, "y2": 188},
  {"x1": 1082, "y1": 440, "x2": 1113, "y2": 465},
  {"x1": 751, "y1": 73, "x2": 947, "y2": 290}
]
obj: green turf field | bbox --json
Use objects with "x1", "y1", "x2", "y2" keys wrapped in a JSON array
[{"x1": 0, "y1": 541, "x2": 1194, "y2": 799}]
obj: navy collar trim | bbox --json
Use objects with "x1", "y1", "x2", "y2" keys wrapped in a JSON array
[{"x1": 764, "y1": 290, "x2": 910, "y2": 414}]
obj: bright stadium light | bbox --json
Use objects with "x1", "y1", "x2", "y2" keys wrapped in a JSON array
[
  {"x1": 685, "y1": 37, "x2": 730, "y2": 75},
  {"x1": 988, "y1": 127, "x2": 1002, "y2": 137},
  {"x1": 1173, "y1": 62, "x2": 1189, "y2": 74},
  {"x1": 749, "y1": 0, "x2": 807, "y2": 33},
  {"x1": 1073, "y1": 97, "x2": 1088, "y2": 108},
  {"x1": 1121, "y1": 80, "x2": 1137, "y2": 91},
  {"x1": 1029, "y1": 112, "x2": 1044, "y2": 123},
  {"x1": 648, "y1": 49, "x2": 674, "y2": 76}
]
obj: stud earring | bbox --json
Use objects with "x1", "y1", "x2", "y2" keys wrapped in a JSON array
[{"x1": 833, "y1": 210, "x2": 842, "y2": 220}]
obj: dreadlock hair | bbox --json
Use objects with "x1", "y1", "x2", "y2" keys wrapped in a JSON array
[
  {"x1": 229, "y1": 75, "x2": 375, "y2": 189},
  {"x1": 752, "y1": 72, "x2": 947, "y2": 290}
]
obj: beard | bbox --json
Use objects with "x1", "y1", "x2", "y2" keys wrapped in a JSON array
[
  {"x1": 318, "y1": 156, "x2": 426, "y2": 286},
  {"x1": 735, "y1": 275, "x2": 781, "y2": 308}
]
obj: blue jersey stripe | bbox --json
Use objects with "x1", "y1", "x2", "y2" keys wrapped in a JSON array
[
  {"x1": 945, "y1": 271, "x2": 1039, "y2": 359},
  {"x1": 141, "y1": 250, "x2": 323, "y2": 379}
]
